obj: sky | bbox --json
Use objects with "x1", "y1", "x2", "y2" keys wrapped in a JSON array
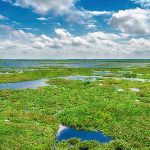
[{"x1": 0, "y1": 0, "x2": 150, "y2": 59}]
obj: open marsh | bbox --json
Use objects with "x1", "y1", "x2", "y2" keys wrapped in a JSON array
[{"x1": 0, "y1": 59, "x2": 150, "y2": 150}]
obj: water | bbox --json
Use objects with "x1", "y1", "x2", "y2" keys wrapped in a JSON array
[
  {"x1": 61, "y1": 75, "x2": 150, "y2": 83},
  {"x1": 0, "y1": 72, "x2": 12, "y2": 74},
  {"x1": 56, "y1": 125, "x2": 112, "y2": 144},
  {"x1": 116, "y1": 77, "x2": 150, "y2": 82},
  {"x1": 94, "y1": 71, "x2": 111, "y2": 75},
  {"x1": 60, "y1": 76, "x2": 101, "y2": 81},
  {"x1": 0, "y1": 59, "x2": 150, "y2": 69},
  {"x1": 130, "y1": 88, "x2": 140, "y2": 92},
  {"x1": 0, "y1": 59, "x2": 41, "y2": 68},
  {"x1": 0, "y1": 79, "x2": 49, "y2": 90}
]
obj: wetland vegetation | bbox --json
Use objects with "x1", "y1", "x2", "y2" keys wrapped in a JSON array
[{"x1": 0, "y1": 59, "x2": 150, "y2": 150}]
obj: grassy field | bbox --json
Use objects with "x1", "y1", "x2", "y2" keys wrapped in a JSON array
[{"x1": 0, "y1": 62, "x2": 150, "y2": 150}]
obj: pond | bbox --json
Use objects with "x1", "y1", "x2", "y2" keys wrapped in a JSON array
[
  {"x1": 61, "y1": 75, "x2": 150, "y2": 83},
  {"x1": 0, "y1": 72, "x2": 12, "y2": 75},
  {"x1": 0, "y1": 79, "x2": 49, "y2": 90},
  {"x1": 56, "y1": 125, "x2": 112, "y2": 144},
  {"x1": 94, "y1": 71, "x2": 111, "y2": 75},
  {"x1": 130, "y1": 88, "x2": 140, "y2": 92},
  {"x1": 113, "y1": 77, "x2": 150, "y2": 82}
]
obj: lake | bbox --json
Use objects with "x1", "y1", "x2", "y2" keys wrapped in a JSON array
[{"x1": 0, "y1": 59, "x2": 150, "y2": 69}]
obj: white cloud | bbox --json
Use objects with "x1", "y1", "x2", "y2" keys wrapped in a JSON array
[
  {"x1": 20, "y1": 27, "x2": 32, "y2": 31},
  {"x1": 2, "y1": 0, "x2": 113, "y2": 16},
  {"x1": 0, "y1": 14, "x2": 8, "y2": 20},
  {"x1": 0, "y1": 25, "x2": 150, "y2": 59},
  {"x1": 36, "y1": 17, "x2": 48, "y2": 21},
  {"x1": 0, "y1": 24, "x2": 12, "y2": 31},
  {"x1": 109, "y1": 8, "x2": 150, "y2": 34},
  {"x1": 2, "y1": 0, "x2": 76, "y2": 15},
  {"x1": 86, "y1": 11, "x2": 113, "y2": 16},
  {"x1": 12, "y1": 21, "x2": 21, "y2": 25},
  {"x1": 86, "y1": 24, "x2": 96, "y2": 29},
  {"x1": 64, "y1": 9, "x2": 112, "y2": 25},
  {"x1": 55, "y1": 28, "x2": 71, "y2": 38},
  {"x1": 2, "y1": 0, "x2": 12, "y2": 3},
  {"x1": 131, "y1": 0, "x2": 150, "y2": 7},
  {"x1": 2, "y1": 0, "x2": 112, "y2": 25}
]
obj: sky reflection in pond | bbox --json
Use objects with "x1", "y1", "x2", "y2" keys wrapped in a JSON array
[
  {"x1": 56, "y1": 125, "x2": 112, "y2": 144},
  {"x1": 0, "y1": 79, "x2": 49, "y2": 90},
  {"x1": 61, "y1": 76, "x2": 101, "y2": 81}
]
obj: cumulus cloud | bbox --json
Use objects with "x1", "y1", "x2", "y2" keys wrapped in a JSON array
[
  {"x1": 0, "y1": 25, "x2": 149, "y2": 59},
  {"x1": 2, "y1": 0, "x2": 76, "y2": 15},
  {"x1": 109, "y1": 8, "x2": 150, "y2": 34},
  {"x1": 2, "y1": 0, "x2": 113, "y2": 15},
  {"x1": 86, "y1": 11, "x2": 113, "y2": 16},
  {"x1": 36, "y1": 17, "x2": 48, "y2": 21},
  {"x1": 1, "y1": 0, "x2": 12, "y2": 3},
  {"x1": 86, "y1": 24, "x2": 96, "y2": 29},
  {"x1": 131, "y1": 0, "x2": 150, "y2": 7},
  {"x1": 2, "y1": 0, "x2": 113, "y2": 25},
  {"x1": 0, "y1": 14, "x2": 8, "y2": 20},
  {"x1": 64, "y1": 9, "x2": 112, "y2": 25}
]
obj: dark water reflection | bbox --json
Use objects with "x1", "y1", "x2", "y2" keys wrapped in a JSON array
[{"x1": 56, "y1": 125, "x2": 112, "y2": 144}]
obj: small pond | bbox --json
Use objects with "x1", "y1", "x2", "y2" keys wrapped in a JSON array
[
  {"x1": 0, "y1": 72, "x2": 12, "y2": 75},
  {"x1": 0, "y1": 79, "x2": 49, "y2": 90},
  {"x1": 94, "y1": 71, "x2": 111, "y2": 75},
  {"x1": 120, "y1": 77, "x2": 150, "y2": 82},
  {"x1": 130, "y1": 88, "x2": 140, "y2": 92},
  {"x1": 56, "y1": 125, "x2": 112, "y2": 144}
]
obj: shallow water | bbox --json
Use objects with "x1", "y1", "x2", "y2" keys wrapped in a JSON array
[
  {"x1": 0, "y1": 72, "x2": 12, "y2": 74},
  {"x1": 0, "y1": 79, "x2": 49, "y2": 89},
  {"x1": 61, "y1": 76, "x2": 101, "y2": 81},
  {"x1": 0, "y1": 59, "x2": 150, "y2": 69},
  {"x1": 94, "y1": 71, "x2": 111, "y2": 75},
  {"x1": 61, "y1": 75, "x2": 150, "y2": 83},
  {"x1": 113, "y1": 77, "x2": 150, "y2": 82},
  {"x1": 130, "y1": 88, "x2": 140, "y2": 92},
  {"x1": 56, "y1": 125, "x2": 112, "y2": 143}
]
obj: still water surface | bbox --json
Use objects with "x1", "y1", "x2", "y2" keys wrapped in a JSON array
[
  {"x1": 0, "y1": 79, "x2": 48, "y2": 89},
  {"x1": 56, "y1": 125, "x2": 112, "y2": 143}
]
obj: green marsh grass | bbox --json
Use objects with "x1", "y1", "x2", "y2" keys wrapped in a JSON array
[{"x1": 0, "y1": 65, "x2": 150, "y2": 149}]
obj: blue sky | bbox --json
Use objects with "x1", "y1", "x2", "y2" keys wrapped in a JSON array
[{"x1": 0, "y1": 0, "x2": 150, "y2": 59}]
